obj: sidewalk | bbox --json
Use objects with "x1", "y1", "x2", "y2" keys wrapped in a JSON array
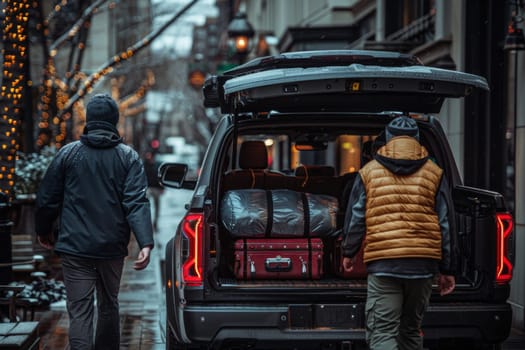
[
  {"x1": 35, "y1": 238, "x2": 165, "y2": 350},
  {"x1": 34, "y1": 188, "x2": 191, "y2": 349}
]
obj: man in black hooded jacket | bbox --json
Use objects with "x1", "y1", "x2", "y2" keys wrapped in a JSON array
[{"x1": 35, "y1": 93, "x2": 154, "y2": 350}]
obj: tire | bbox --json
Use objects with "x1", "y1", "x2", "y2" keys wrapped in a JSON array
[
  {"x1": 165, "y1": 318, "x2": 209, "y2": 350},
  {"x1": 165, "y1": 324, "x2": 181, "y2": 350},
  {"x1": 165, "y1": 314, "x2": 186, "y2": 350}
]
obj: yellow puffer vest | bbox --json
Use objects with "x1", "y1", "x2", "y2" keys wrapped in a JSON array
[{"x1": 359, "y1": 136, "x2": 443, "y2": 263}]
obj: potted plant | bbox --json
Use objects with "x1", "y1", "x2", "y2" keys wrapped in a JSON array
[
  {"x1": 14, "y1": 148, "x2": 55, "y2": 200},
  {"x1": 12, "y1": 148, "x2": 55, "y2": 236}
]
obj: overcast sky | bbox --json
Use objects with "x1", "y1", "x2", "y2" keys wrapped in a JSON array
[{"x1": 151, "y1": 0, "x2": 218, "y2": 57}]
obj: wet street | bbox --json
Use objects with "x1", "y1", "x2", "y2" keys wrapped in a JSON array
[
  {"x1": 34, "y1": 188, "x2": 193, "y2": 349},
  {"x1": 30, "y1": 188, "x2": 525, "y2": 349}
]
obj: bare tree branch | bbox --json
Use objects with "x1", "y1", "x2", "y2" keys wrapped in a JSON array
[
  {"x1": 50, "y1": 0, "x2": 108, "y2": 52},
  {"x1": 59, "y1": 0, "x2": 199, "y2": 116}
]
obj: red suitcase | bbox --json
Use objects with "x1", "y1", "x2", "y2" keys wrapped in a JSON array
[
  {"x1": 234, "y1": 238, "x2": 323, "y2": 280},
  {"x1": 333, "y1": 237, "x2": 367, "y2": 279}
]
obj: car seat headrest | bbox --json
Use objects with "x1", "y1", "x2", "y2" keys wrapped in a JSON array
[{"x1": 239, "y1": 141, "x2": 268, "y2": 169}]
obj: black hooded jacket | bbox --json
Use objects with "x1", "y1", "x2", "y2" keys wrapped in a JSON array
[{"x1": 35, "y1": 122, "x2": 154, "y2": 259}]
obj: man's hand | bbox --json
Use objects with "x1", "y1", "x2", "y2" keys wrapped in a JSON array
[
  {"x1": 37, "y1": 234, "x2": 55, "y2": 250},
  {"x1": 437, "y1": 274, "x2": 455, "y2": 296},
  {"x1": 342, "y1": 257, "x2": 354, "y2": 273},
  {"x1": 134, "y1": 246, "x2": 152, "y2": 270}
]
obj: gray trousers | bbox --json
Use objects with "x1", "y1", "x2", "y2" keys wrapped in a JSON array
[
  {"x1": 61, "y1": 254, "x2": 124, "y2": 350},
  {"x1": 366, "y1": 274, "x2": 433, "y2": 350}
]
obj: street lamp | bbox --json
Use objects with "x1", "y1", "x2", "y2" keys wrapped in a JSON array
[{"x1": 227, "y1": 12, "x2": 255, "y2": 63}]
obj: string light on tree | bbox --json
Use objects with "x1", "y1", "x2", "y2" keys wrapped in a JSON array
[
  {"x1": 0, "y1": 0, "x2": 31, "y2": 196},
  {"x1": 30, "y1": 0, "x2": 195, "y2": 151}
]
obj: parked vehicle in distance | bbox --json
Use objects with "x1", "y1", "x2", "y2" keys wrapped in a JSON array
[{"x1": 160, "y1": 50, "x2": 514, "y2": 350}]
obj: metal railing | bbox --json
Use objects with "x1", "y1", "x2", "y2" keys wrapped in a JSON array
[{"x1": 387, "y1": 12, "x2": 436, "y2": 43}]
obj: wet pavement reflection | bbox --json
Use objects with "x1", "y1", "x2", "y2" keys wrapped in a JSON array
[
  {"x1": 35, "y1": 239, "x2": 165, "y2": 350},
  {"x1": 34, "y1": 188, "x2": 192, "y2": 349}
]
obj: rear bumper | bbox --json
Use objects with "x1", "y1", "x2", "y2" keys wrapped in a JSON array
[
  {"x1": 422, "y1": 302, "x2": 512, "y2": 343},
  {"x1": 172, "y1": 301, "x2": 512, "y2": 348},
  {"x1": 181, "y1": 304, "x2": 365, "y2": 350}
]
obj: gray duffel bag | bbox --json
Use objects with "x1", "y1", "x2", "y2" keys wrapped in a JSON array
[{"x1": 221, "y1": 189, "x2": 339, "y2": 237}]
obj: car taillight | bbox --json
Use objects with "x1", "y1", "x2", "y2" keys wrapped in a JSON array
[
  {"x1": 181, "y1": 213, "x2": 204, "y2": 287},
  {"x1": 495, "y1": 212, "x2": 513, "y2": 284}
]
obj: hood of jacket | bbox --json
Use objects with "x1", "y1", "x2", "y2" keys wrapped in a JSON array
[
  {"x1": 374, "y1": 136, "x2": 429, "y2": 175},
  {"x1": 80, "y1": 121, "x2": 122, "y2": 148}
]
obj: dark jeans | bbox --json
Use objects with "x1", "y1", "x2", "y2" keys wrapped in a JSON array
[
  {"x1": 366, "y1": 274, "x2": 433, "y2": 350},
  {"x1": 61, "y1": 254, "x2": 124, "y2": 350}
]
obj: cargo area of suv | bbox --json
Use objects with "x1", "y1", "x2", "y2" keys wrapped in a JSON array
[
  {"x1": 214, "y1": 115, "x2": 438, "y2": 289},
  {"x1": 160, "y1": 51, "x2": 514, "y2": 350}
]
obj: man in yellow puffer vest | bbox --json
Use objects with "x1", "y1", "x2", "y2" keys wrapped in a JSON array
[{"x1": 342, "y1": 116, "x2": 456, "y2": 350}]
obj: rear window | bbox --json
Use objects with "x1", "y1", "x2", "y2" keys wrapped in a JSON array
[
  {"x1": 223, "y1": 133, "x2": 384, "y2": 176},
  {"x1": 215, "y1": 115, "x2": 452, "y2": 196}
]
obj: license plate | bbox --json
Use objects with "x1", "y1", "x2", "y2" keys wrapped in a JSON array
[{"x1": 288, "y1": 303, "x2": 364, "y2": 329}]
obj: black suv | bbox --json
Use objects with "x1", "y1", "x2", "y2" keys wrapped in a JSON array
[{"x1": 161, "y1": 50, "x2": 514, "y2": 350}]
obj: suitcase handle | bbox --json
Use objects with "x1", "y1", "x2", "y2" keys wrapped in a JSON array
[{"x1": 265, "y1": 256, "x2": 292, "y2": 272}]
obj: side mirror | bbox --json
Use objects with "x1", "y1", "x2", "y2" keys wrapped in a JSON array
[{"x1": 158, "y1": 163, "x2": 196, "y2": 189}]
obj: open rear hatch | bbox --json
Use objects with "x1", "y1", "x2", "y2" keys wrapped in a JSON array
[
  {"x1": 221, "y1": 65, "x2": 488, "y2": 114},
  {"x1": 203, "y1": 50, "x2": 489, "y2": 114}
]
